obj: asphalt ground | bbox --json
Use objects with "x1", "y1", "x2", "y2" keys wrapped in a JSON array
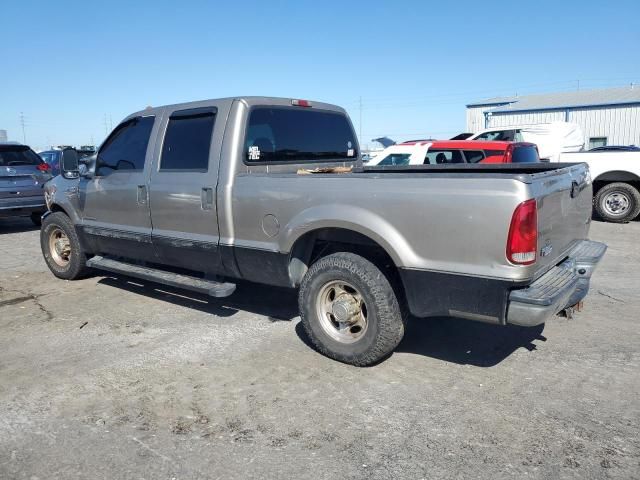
[{"x1": 0, "y1": 217, "x2": 638, "y2": 479}]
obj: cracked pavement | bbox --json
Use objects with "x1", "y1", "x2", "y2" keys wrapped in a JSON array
[{"x1": 0, "y1": 217, "x2": 639, "y2": 480}]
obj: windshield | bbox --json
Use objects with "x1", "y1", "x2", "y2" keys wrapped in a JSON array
[
  {"x1": 39, "y1": 151, "x2": 59, "y2": 164},
  {"x1": 376, "y1": 153, "x2": 412, "y2": 166},
  {"x1": 0, "y1": 146, "x2": 43, "y2": 167}
]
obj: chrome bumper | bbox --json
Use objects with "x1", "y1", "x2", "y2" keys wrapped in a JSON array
[{"x1": 506, "y1": 240, "x2": 607, "y2": 327}]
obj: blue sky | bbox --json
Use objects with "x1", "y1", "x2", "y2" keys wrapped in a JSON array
[{"x1": 1, "y1": 0, "x2": 639, "y2": 150}]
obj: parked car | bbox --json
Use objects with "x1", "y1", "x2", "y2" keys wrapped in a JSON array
[
  {"x1": 370, "y1": 140, "x2": 540, "y2": 166},
  {"x1": 40, "y1": 96, "x2": 605, "y2": 366},
  {"x1": 556, "y1": 149, "x2": 640, "y2": 223},
  {"x1": 0, "y1": 142, "x2": 53, "y2": 225},
  {"x1": 39, "y1": 150, "x2": 62, "y2": 176},
  {"x1": 469, "y1": 122, "x2": 584, "y2": 161},
  {"x1": 589, "y1": 145, "x2": 639, "y2": 152},
  {"x1": 449, "y1": 132, "x2": 474, "y2": 140}
]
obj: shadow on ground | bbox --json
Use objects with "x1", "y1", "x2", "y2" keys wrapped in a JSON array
[
  {"x1": 98, "y1": 274, "x2": 546, "y2": 367},
  {"x1": 0, "y1": 217, "x2": 39, "y2": 234},
  {"x1": 98, "y1": 276, "x2": 299, "y2": 322},
  {"x1": 395, "y1": 316, "x2": 546, "y2": 366},
  {"x1": 294, "y1": 317, "x2": 546, "y2": 367}
]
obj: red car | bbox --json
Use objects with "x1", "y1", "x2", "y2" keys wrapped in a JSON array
[{"x1": 372, "y1": 140, "x2": 540, "y2": 166}]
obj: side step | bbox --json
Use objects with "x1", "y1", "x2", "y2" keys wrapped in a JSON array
[{"x1": 86, "y1": 256, "x2": 236, "y2": 298}]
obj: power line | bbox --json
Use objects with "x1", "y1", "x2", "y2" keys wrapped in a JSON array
[
  {"x1": 19, "y1": 112, "x2": 26, "y2": 143},
  {"x1": 359, "y1": 96, "x2": 363, "y2": 143}
]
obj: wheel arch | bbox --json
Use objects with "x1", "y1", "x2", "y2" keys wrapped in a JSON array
[
  {"x1": 283, "y1": 206, "x2": 417, "y2": 287},
  {"x1": 593, "y1": 170, "x2": 640, "y2": 194}
]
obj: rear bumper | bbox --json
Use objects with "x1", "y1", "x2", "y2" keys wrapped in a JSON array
[
  {"x1": 506, "y1": 240, "x2": 607, "y2": 326},
  {"x1": 0, "y1": 196, "x2": 46, "y2": 217}
]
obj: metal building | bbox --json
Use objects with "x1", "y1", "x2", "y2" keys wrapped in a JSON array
[{"x1": 466, "y1": 86, "x2": 640, "y2": 149}]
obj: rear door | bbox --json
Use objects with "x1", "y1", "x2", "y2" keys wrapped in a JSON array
[{"x1": 148, "y1": 103, "x2": 227, "y2": 274}]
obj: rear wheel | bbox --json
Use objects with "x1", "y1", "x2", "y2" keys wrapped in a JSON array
[
  {"x1": 41, "y1": 212, "x2": 90, "y2": 279},
  {"x1": 594, "y1": 182, "x2": 640, "y2": 223},
  {"x1": 298, "y1": 252, "x2": 405, "y2": 366}
]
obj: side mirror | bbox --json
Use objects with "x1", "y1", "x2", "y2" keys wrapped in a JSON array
[{"x1": 61, "y1": 148, "x2": 80, "y2": 179}]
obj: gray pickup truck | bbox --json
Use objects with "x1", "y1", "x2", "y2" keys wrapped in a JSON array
[{"x1": 40, "y1": 96, "x2": 606, "y2": 365}]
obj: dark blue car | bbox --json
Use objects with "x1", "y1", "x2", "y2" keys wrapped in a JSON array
[{"x1": 38, "y1": 150, "x2": 62, "y2": 176}]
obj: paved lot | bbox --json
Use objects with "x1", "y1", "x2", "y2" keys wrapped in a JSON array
[{"x1": 0, "y1": 217, "x2": 638, "y2": 480}]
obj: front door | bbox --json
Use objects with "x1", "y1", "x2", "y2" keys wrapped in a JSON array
[
  {"x1": 79, "y1": 114, "x2": 159, "y2": 262},
  {"x1": 148, "y1": 104, "x2": 224, "y2": 274}
]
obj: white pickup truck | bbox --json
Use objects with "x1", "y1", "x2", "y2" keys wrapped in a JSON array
[{"x1": 557, "y1": 150, "x2": 640, "y2": 222}]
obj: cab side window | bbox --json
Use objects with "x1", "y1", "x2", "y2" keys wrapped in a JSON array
[
  {"x1": 425, "y1": 149, "x2": 464, "y2": 164},
  {"x1": 97, "y1": 116, "x2": 155, "y2": 176},
  {"x1": 463, "y1": 150, "x2": 485, "y2": 163},
  {"x1": 475, "y1": 130, "x2": 515, "y2": 141},
  {"x1": 160, "y1": 107, "x2": 217, "y2": 171}
]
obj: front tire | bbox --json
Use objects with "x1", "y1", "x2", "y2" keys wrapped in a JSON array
[
  {"x1": 41, "y1": 212, "x2": 90, "y2": 280},
  {"x1": 594, "y1": 182, "x2": 640, "y2": 223},
  {"x1": 298, "y1": 252, "x2": 405, "y2": 366}
]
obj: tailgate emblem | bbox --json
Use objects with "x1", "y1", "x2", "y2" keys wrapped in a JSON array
[
  {"x1": 5, "y1": 167, "x2": 17, "y2": 175},
  {"x1": 540, "y1": 240, "x2": 553, "y2": 257}
]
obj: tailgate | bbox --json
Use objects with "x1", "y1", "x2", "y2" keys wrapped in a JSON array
[
  {"x1": 533, "y1": 163, "x2": 592, "y2": 275},
  {"x1": 0, "y1": 165, "x2": 47, "y2": 199}
]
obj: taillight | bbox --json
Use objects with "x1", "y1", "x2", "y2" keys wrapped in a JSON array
[
  {"x1": 504, "y1": 144, "x2": 513, "y2": 163},
  {"x1": 37, "y1": 163, "x2": 51, "y2": 172},
  {"x1": 506, "y1": 199, "x2": 538, "y2": 265}
]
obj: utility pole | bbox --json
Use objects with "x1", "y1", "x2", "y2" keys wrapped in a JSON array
[
  {"x1": 19, "y1": 112, "x2": 26, "y2": 143},
  {"x1": 103, "y1": 114, "x2": 109, "y2": 135},
  {"x1": 359, "y1": 96, "x2": 363, "y2": 145}
]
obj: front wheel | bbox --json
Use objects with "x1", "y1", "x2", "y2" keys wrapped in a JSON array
[
  {"x1": 40, "y1": 212, "x2": 90, "y2": 280},
  {"x1": 594, "y1": 182, "x2": 640, "y2": 223},
  {"x1": 298, "y1": 252, "x2": 405, "y2": 366}
]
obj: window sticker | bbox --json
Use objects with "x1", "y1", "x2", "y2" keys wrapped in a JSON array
[
  {"x1": 248, "y1": 145, "x2": 261, "y2": 161},
  {"x1": 347, "y1": 148, "x2": 354, "y2": 157}
]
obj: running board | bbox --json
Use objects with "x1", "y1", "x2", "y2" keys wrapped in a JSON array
[{"x1": 86, "y1": 256, "x2": 236, "y2": 298}]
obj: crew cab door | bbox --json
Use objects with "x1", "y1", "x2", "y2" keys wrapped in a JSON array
[
  {"x1": 79, "y1": 114, "x2": 159, "y2": 262},
  {"x1": 147, "y1": 104, "x2": 225, "y2": 274}
]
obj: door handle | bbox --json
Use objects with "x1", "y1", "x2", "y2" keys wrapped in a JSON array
[
  {"x1": 201, "y1": 187, "x2": 214, "y2": 210},
  {"x1": 137, "y1": 185, "x2": 148, "y2": 205}
]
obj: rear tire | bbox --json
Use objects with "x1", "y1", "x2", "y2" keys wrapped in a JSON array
[
  {"x1": 594, "y1": 182, "x2": 640, "y2": 223},
  {"x1": 298, "y1": 252, "x2": 405, "y2": 366},
  {"x1": 41, "y1": 212, "x2": 90, "y2": 280}
]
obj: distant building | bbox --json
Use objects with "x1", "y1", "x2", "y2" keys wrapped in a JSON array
[
  {"x1": 0, "y1": 130, "x2": 7, "y2": 143},
  {"x1": 466, "y1": 86, "x2": 640, "y2": 149}
]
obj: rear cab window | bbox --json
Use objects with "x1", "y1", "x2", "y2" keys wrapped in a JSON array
[
  {"x1": 244, "y1": 107, "x2": 357, "y2": 164},
  {"x1": 512, "y1": 145, "x2": 539, "y2": 163}
]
